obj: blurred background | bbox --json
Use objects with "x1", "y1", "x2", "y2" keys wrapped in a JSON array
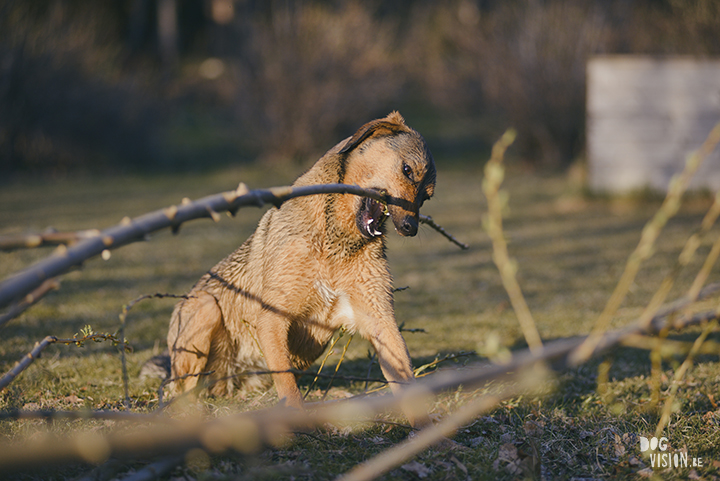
[{"x1": 1, "y1": 0, "x2": 719, "y2": 176}]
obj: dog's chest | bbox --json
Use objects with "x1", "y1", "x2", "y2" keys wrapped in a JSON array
[
  {"x1": 311, "y1": 279, "x2": 357, "y2": 332},
  {"x1": 313, "y1": 279, "x2": 337, "y2": 306}
]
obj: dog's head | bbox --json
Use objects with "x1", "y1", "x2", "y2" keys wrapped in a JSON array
[{"x1": 339, "y1": 112, "x2": 436, "y2": 239}]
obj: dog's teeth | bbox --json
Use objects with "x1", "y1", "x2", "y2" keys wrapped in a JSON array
[
  {"x1": 366, "y1": 218, "x2": 373, "y2": 226},
  {"x1": 372, "y1": 229, "x2": 382, "y2": 236}
]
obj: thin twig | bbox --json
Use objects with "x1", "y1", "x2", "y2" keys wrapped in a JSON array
[
  {"x1": 419, "y1": 215, "x2": 469, "y2": 249},
  {"x1": 0, "y1": 332, "x2": 129, "y2": 391},
  {"x1": 398, "y1": 321, "x2": 426, "y2": 334},
  {"x1": 414, "y1": 352, "x2": 476, "y2": 378},
  {"x1": 0, "y1": 336, "x2": 56, "y2": 391},
  {"x1": 118, "y1": 293, "x2": 191, "y2": 410},
  {"x1": 157, "y1": 370, "x2": 216, "y2": 409},
  {"x1": 0, "y1": 278, "x2": 60, "y2": 328}
]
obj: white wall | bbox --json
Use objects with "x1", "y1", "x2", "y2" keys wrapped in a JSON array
[{"x1": 587, "y1": 56, "x2": 720, "y2": 193}]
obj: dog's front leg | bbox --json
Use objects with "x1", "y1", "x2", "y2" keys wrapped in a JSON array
[
  {"x1": 255, "y1": 312, "x2": 303, "y2": 409},
  {"x1": 368, "y1": 323, "x2": 431, "y2": 428}
]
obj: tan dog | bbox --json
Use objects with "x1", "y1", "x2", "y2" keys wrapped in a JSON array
[{"x1": 167, "y1": 112, "x2": 436, "y2": 426}]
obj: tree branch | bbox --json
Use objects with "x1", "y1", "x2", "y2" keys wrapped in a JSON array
[
  {"x1": 0, "y1": 278, "x2": 60, "y2": 329},
  {"x1": 419, "y1": 215, "x2": 468, "y2": 249},
  {"x1": 0, "y1": 183, "x2": 462, "y2": 309},
  {"x1": 0, "y1": 229, "x2": 101, "y2": 251}
]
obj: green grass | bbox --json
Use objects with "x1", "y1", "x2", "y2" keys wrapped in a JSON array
[{"x1": 1, "y1": 163, "x2": 719, "y2": 480}]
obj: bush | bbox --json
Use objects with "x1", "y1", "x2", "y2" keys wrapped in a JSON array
[
  {"x1": 3, "y1": 0, "x2": 720, "y2": 173},
  {"x1": 220, "y1": 2, "x2": 405, "y2": 163},
  {"x1": 405, "y1": 0, "x2": 720, "y2": 168},
  {"x1": 406, "y1": 0, "x2": 608, "y2": 168},
  {"x1": 0, "y1": 1, "x2": 163, "y2": 174}
]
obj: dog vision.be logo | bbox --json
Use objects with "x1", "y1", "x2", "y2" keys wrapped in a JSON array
[{"x1": 639, "y1": 436, "x2": 704, "y2": 470}]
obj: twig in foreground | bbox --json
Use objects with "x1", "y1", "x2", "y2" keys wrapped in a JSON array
[
  {"x1": 572, "y1": 121, "x2": 720, "y2": 365},
  {"x1": 0, "y1": 295, "x2": 716, "y2": 472},
  {"x1": 336, "y1": 368, "x2": 545, "y2": 481},
  {"x1": 481, "y1": 129, "x2": 543, "y2": 354}
]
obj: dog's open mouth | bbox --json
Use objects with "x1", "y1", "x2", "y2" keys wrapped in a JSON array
[{"x1": 357, "y1": 197, "x2": 389, "y2": 238}]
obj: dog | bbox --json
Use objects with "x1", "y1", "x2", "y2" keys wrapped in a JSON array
[{"x1": 167, "y1": 111, "x2": 436, "y2": 427}]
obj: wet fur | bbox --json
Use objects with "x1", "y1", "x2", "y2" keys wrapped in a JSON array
[{"x1": 167, "y1": 112, "x2": 436, "y2": 426}]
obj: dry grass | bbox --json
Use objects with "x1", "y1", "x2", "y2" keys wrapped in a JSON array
[{"x1": 1, "y1": 161, "x2": 719, "y2": 479}]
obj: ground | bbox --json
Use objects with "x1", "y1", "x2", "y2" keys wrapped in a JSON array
[{"x1": 0, "y1": 161, "x2": 719, "y2": 480}]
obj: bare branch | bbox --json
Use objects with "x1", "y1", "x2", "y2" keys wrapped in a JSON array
[
  {"x1": 419, "y1": 215, "x2": 468, "y2": 249},
  {"x1": 0, "y1": 278, "x2": 60, "y2": 328},
  {"x1": 0, "y1": 229, "x2": 101, "y2": 251},
  {"x1": 0, "y1": 336, "x2": 56, "y2": 391},
  {"x1": 0, "y1": 183, "x2": 461, "y2": 309}
]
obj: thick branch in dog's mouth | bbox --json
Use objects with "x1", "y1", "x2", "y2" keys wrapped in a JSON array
[{"x1": 356, "y1": 197, "x2": 389, "y2": 238}]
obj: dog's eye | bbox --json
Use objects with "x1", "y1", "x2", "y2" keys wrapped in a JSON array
[{"x1": 402, "y1": 163, "x2": 413, "y2": 180}]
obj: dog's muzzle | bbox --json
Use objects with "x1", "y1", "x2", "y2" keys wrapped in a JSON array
[{"x1": 357, "y1": 197, "x2": 388, "y2": 239}]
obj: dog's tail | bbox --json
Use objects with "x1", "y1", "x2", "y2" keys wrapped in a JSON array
[{"x1": 139, "y1": 351, "x2": 171, "y2": 380}]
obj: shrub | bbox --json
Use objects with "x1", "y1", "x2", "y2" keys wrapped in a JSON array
[
  {"x1": 406, "y1": 0, "x2": 609, "y2": 168},
  {"x1": 0, "y1": 1, "x2": 163, "y2": 173},
  {"x1": 219, "y1": 2, "x2": 405, "y2": 163}
]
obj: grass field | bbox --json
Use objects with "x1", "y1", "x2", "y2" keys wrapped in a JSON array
[{"x1": 1, "y1": 160, "x2": 719, "y2": 480}]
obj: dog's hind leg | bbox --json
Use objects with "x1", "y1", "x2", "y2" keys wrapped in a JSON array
[{"x1": 167, "y1": 291, "x2": 226, "y2": 394}]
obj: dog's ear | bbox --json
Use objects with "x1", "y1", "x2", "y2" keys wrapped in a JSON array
[{"x1": 339, "y1": 111, "x2": 409, "y2": 154}]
